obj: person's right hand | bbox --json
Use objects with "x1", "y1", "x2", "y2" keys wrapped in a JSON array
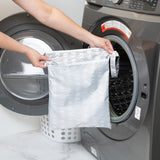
[
  {"x1": 24, "y1": 47, "x2": 51, "y2": 68},
  {"x1": 87, "y1": 34, "x2": 114, "y2": 54}
]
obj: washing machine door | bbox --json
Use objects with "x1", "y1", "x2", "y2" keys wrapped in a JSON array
[
  {"x1": 0, "y1": 12, "x2": 82, "y2": 115},
  {"x1": 83, "y1": 17, "x2": 150, "y2": 140}
]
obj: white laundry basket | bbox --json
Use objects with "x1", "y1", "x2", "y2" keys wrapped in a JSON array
[{"x1": 40, "y1": 115, "x2": 81, "y2": 143}]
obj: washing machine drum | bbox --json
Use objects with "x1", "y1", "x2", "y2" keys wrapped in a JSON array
[{"x1": 0, "y1": 13, "x2": 82, "y2": 115}]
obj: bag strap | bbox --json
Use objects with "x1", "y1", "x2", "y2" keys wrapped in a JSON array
[{"x1": 109, "y1": 51, "x2": 119, "y2": 78}]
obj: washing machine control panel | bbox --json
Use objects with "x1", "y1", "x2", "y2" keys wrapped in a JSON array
[
  {"x1": 87, "y1": 0, "x2": 160, "y2": 15},
  {"x1": 129, "y1": 0, "x2": 158, "y2": 11}
]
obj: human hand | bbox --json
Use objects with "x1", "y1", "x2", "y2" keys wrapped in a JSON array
[
  {"x1": 24, "y1": 47, "x2": 51, "y2": 68},
  {"x1": 88, "y1": 35, "x2": 114, "y2": 53}
]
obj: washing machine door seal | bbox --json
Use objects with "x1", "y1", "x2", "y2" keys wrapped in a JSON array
[{"x1": 0, "y1": 12, "x2": 82, "y2": 115}]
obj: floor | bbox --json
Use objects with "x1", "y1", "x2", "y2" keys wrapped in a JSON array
[{"x1": 0, "y1": 130, "x2": 96, "y2": 160}]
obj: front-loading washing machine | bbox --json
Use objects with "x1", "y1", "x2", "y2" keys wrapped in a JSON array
[
  {"x1": 81, "y1": 1, "x2": 160, "y2": 160},
  {"x1": 0, "y1": 1, "x2": 82, "y2": 116}
]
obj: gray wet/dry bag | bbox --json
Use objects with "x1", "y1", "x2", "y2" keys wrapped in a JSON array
[{"x1": 46, "y1": 48, "x2": 119, "y2": 129}]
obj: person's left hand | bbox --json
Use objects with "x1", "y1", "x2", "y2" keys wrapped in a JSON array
[
  {"x1": 24, "y1": 47, "x2": 51, "y2": 68},
  {"x1": 88, "y1": 35, "x2": 114, "y2": 53}
]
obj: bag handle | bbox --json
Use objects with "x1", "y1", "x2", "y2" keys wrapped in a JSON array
[{"x1": 109, "y1": 51, "x2": 119, "y2": 78}]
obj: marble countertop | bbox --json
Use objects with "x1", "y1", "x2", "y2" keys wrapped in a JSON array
[{"x1": 0, "y1": 130, "x2": 96, "y2": 160}]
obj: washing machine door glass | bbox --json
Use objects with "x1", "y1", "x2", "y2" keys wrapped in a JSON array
[{"x1": 0, "y1": 37, "x2": 52, "y2": 100}]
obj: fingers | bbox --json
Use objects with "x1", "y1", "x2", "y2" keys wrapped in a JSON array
[
  {"x1": 32, "y1": 61, "x2": 47, "y2": 68},
  {"x1": 39, "y1": 64, "x2": 48, "y2": 68},
  {"x1": 39, "y1": 56, "x2": 50, "y2": 68},
  {"x1": 104, "y1": 40, "x2": 114, "y2": 54},
  {"x1": 36, "y1": 55, "x2": 51, "y2": 68},
  {"x1": 41, "y1": 55, "x2": 51, "y2": 61},
  {"x1": 39, "y1": 60, "x2": 47, "y2": 68},
  {"x1": 32, "y1": 55, "x2": 50, "y2": 68},
  {"x1": 106, "y1": 40, "x2": 114, "y2": 51},
  {"x1": 93, "y1": 36, "x2": 114, "y2": 53}
]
